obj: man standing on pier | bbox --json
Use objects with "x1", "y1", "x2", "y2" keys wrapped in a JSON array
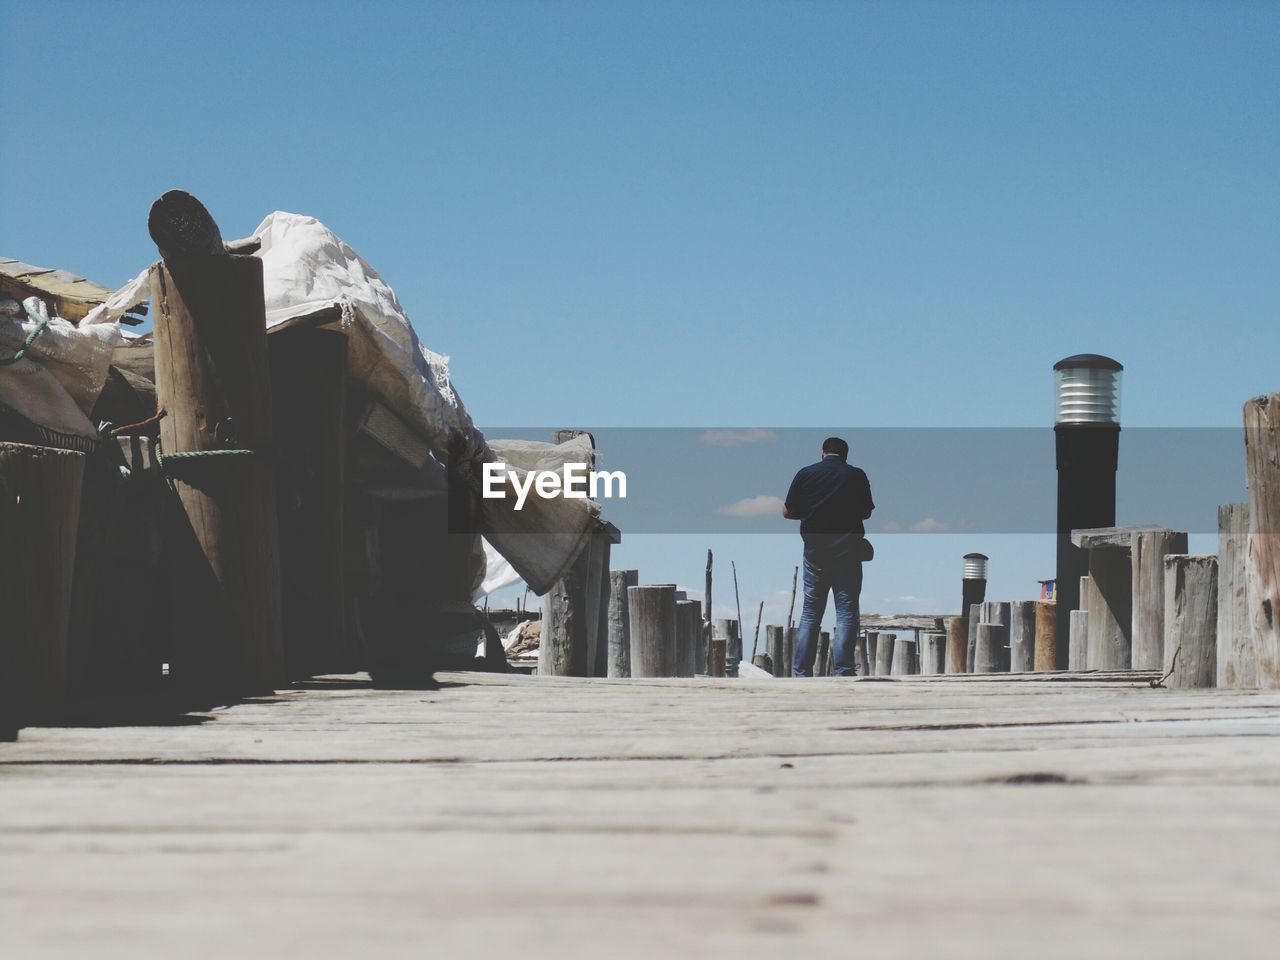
[{"x1": 783, "y1": 437, "x2": 875, "y2": 677}]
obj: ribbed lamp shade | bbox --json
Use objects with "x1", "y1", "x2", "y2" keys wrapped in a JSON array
[
  {"x1": 1053, "y1": 354, "x2": 1123, "y2": 425},
  {"x1": 963, "y1": 553, "x2": 989, "y2": 580}
]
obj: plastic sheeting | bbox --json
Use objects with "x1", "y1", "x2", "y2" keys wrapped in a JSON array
[{"x1": 0, "y1": 295, "x2": 120, "y2": 446}]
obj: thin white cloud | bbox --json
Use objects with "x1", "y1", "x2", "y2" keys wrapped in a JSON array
[
  {"x1": 909, "y1": 518, "x2": 950, "y2": 533},
  {"x1": 699, "y1": 428, "x2": 777, "y2": 447},
  {"x1": 715, "y1": 494, "x2": 785, "y2": 518}
]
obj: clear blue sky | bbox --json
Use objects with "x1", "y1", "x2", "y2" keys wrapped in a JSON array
[{"x1": 3, "y1": 2, "x2": 1276, "y2": 625}]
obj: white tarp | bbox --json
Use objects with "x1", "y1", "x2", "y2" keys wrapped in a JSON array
[
  {"x1": 76, "y1": 211, "x2": 599, "y2": 594},
  {"x1": 0, "y1": 295, "x2": 120, "y2": 445}
]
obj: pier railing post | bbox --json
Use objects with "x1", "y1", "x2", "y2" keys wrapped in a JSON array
[{"x1": 607, "y1": 569, "x2": 639, "y2": 678}]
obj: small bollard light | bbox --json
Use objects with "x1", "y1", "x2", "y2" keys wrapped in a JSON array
[{"x1": 962, "y1": 552, "x2": 989, "y2": 581}]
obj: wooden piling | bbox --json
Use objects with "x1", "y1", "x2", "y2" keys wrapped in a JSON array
[
  {"x1": 709, "y1": 637, "x2": 726, "y2": 677},
  {"x1": 946, "y1": 616, "x2": 967, "y2": 674},
  {"x1": 784, "y1": 626, "x2": 797, "y2": 678},
  {"x1": 1009, "y1": 600, "x2": 1036, "y2": 672},
  {"x1": 541, "y1": 557, "x2": 590, "y2": 677},
  {"x1": 1069, "y1": 610, "x2": 1089, "y2": 670},
  {"x1": 1244, "y1": 394, "x2": 1280, "y2": 687},
  {"x1": 0, "y1": 443, "x2": 85, "y2": 726},
  {"x1": 1163, "y1": 554, "x2": 1218, "y2": 689},
  {"x1": 919, "y1": 632, "x2": 943, "y2": 675},
  {"x1": 607, "y1": 569, "x2": 639, "y2": 678},
  {"x1": 891, "y1": 636, "x2": 918, "y2": 675},
  {"x1": 269, "y1": 326, "x2": 347, "y2": 679},
  {"x1": 974, "y1": 623, "x2": 1007, "y2": 674},
  {"x1": 676, "y1": 599, "x2": 701, "y2": 677},
  {"x1": 1130, "y1": 529, "x2": 1187, "y2": 672},
  {"x1": 875, "y1": 633, "x2": 896, "y2": 675},
  {"x1": 766, "y1": 625, "x2": 785, "y2": 677},
  {"x1": 152, "y1": 256, "x2": 283, "y2": 695},
  {"x1": 627, "y1": 585, "x2": 677, "y2": 677},
  {"x1": 1216, "y1": 504, "x2": 1254, "y2": 688},
  {"x1": 1033, "y1": 600, "x2": 1057, "y2": 672},
  {"x1": 966, "y1": 605, "x2": 980, "y2": 672},
  {"x1": 815, "y1": 630, "x2": 830, "y2": 677},
  {"x1": 713, "y1": 618, "x2": 740, "y2": 677},
  {"x1": 854, "y1": 632, "x2": 870, "y2": 676}
]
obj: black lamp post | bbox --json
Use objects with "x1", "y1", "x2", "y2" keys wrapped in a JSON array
[
  {"x1": 961, "y1": 553, "x2": 988, "y2": 621},
  {"x1": 1053, "y1": 354, "x2": 1123, "y2": 669}
]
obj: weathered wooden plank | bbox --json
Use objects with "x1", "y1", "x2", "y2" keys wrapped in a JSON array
[
  {"x1": 1163, "y1": 555, "x2": 1218, "y2": 689},
  {"x1": 1034, "y1": 600, "x2": 1057, "y2": 672},
  {"x1": 946, "y1": 616, "x2": 967, "y2": 674},
  {"x1": 1131, "y1": 529, "x2": 1187, "y2": 671},
  {"x1": 607, "y1": 570, "x2": 639, "y2": 679},
  {"x1": 1216, "y1": 504, "x2": 1255, "y2": 688},
  {"x1": 1086, "y1": 548, "x2": 1132, "y2": 670},
  {"x1": 1244, "y1": 395, "x2": 1280, "y2": 689},
  {"x1": 1009, "y1": 601, "x2": 1036, "y2": 672},
  {"x1": 627, "y1": 585, "x2": 676, "y2": 678}
]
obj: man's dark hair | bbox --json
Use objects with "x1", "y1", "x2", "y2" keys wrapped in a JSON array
[{"x1": 822, "y1": 436, "x2": 849, "y2": 460}]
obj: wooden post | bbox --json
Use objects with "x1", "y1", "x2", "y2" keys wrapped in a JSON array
[
  {"x1": 766, "y1": 625, "x2": 785, "y2": 677},
  {"x1": 1244, "y1": 395, "x2": 1280, "y2": 687},
  {"x1": 628, "y1": 585, "x2": 677, "y2": 677},
  {"x1": 703, "y1": 549, "x2": 713, "y2": 673},
  {"x1": 607, "y1": 569, "x2": 639, "y2": 678},
  {"x1": 1034, "y1": 600, "x2": 1057, "y2": 672},
  {"x1": 676, "y1": 599, "x2": 701, "y2": 677},
  {"x1": 541, "y1": 557, "x2": 590, "y2": 677},
  {"x1": 269, "y1": 326, "x2": 347, "y2": 679},
  {"x1": 815, "y1": 630, "x2": 830, "y2": 677},
  {"x1": 587, "y1": 528, "x2": 615, "y2": 677},
  {"x1": 875, "y1": 633, "x2": 896, "y2": 675},
  {"x1": 0, "y1": 444, "x2": 85, "y2": 726},
  {"x1": 1069, "y1": 610, "x2": 1089, "y2": 670},
  {"x1": 1131, "y1": 529, "x2": 1188, "y2": 672},
  {"x1": 1009, "y1": 600, "x2": 1037, "y2": 672},
  {"x1": 709, "y1": 637, "x2": 726, "y2": 677},
  {"x1": 1087, "y1": 549, "x2": 1131, "y2": 670},
  {"x1": 784, "y1": 626, "x2": 797, "y2": 678},
  {"x1": 152, "y1": 256, "x2": 283, "y2": 695},
  {"x1": 919, "y1": 632, "x2": 943, "y2": 675},
  {"x1": 752, "y1": 600, "x2": 764, "y2": 659},
  {"x1": 867, "y1": 631, "x2": 880, "y2": 675},
  {"x1": 946, "y1": 616, "x2": 967, "y2": 674},
  {"x1": 714, "y1": 618, "x2": 741, "y2": 677},
  {"x1": 974, "y1": 623, "x2": 1007, "y2": 674},
  {"x1": 966, "y1": 604, "x2": 980, "y2": 672},
  {"x1": 786, "y1": 565, "x2": 798, "y2": 629},
  {"x1": 1163, "y1": 555, "x2": 1218, "y2": 689},
  {"x1": 891, "y1": 636, "x2": 918, "y2": 675},
  {"x1": 855, "y1": 632, "x2": 870, "y2": 676},
  {"x1": 1216, "y1": 504, "x2": 1254, "y2": 688}
]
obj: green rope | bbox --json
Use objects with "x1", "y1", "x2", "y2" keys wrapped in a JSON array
[
  {"x1": 0, "y1": 303, "x2": 50, "y2": 366},
  {"x1": 155, "y1": 444, "x2": 256, "y2": 473}
]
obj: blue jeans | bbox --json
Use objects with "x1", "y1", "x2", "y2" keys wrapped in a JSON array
[{"x1": 794, "y1": 552, "x2": 862, "y2": 677}]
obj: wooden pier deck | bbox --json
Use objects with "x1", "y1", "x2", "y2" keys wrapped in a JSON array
[{"x1": 3, "y1": 672, "x2": 1279, "y2": 959}]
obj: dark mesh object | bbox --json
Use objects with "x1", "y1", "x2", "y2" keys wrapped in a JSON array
[{"x1": 147, "y1": 189, "x2": 226, "y2": 259}]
